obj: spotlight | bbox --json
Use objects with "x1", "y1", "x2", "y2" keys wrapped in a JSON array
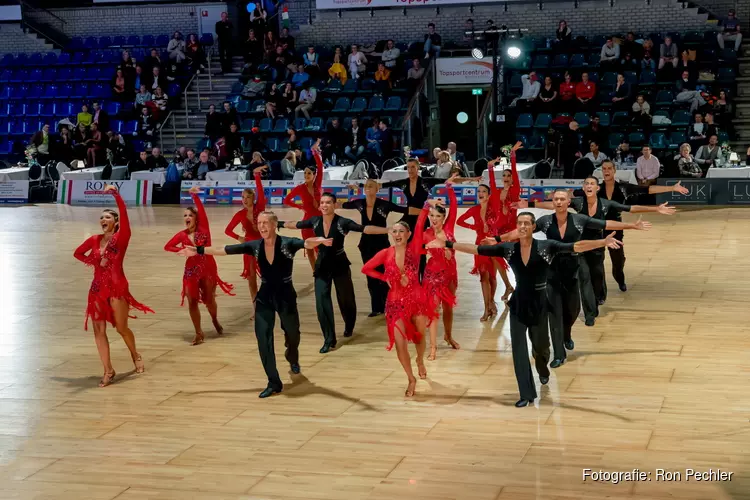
[
  {"x1": 506, "y1": 46, "x2": 522, "y2": 59},
  {"x1": 456, "y1": 112, "x2": 469, "y2": 124},
  {"x1": 471, "y1": 47, "x2": 484, "y2": 60}
]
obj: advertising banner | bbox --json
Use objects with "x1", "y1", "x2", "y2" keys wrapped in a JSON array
[
  {"x1": 0, "y1": 180, "x2": 29, "y2": 204},
  {"x1": 315, "y1": 0, "x2": 500, "y2": 11},
  {"x1": 435, "y1": 57, "x2": 493, "y2": 86},
  {"x1": 57, "y1": 180, "x2": 153, "y2": 206}
]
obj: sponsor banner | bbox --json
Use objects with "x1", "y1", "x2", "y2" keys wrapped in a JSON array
[
  {"x1": 316, "y1": 0, "x2": 499, "y2": 10},
  {"x1": 0, "y1": 180, "x2": 29, "y2": 204},
  {"x1": 436, "y1": 57, "x2": 493, "y2": 86},
  {"x1": 57, "y1": 180, "x2": 152, "y2": 206}
]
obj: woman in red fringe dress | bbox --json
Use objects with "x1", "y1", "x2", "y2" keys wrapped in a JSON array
[
  {"x1": 224, "y1": 166, "x2": 267, "y2": 317},
  {"x1": 362, "y1": 200, "x2": 439, "y2": 397},
  {"x1": 422, "y1": 177, "x2": 460, "y2": 360},
  {"x1": 164, "y1": 186, "x2": 234, "y2": 345},
  {"x1": 73, "y1": 185, "x2": 151, "y2": 387},
  {"x1": 283, "y1": 139, "x2": 324, "y2": 271}
]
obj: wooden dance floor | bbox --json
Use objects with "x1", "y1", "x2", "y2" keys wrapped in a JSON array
[{"x1": 0, "y1": 203, "x2": 749, "y2": 500}]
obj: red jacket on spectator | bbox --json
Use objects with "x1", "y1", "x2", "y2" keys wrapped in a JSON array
[
  {"x1": 575, "y1": 81, "x2": 596, "y2": 100},
  {"x1": 559, "y1": 82, "x2": 576, "y2": 101}
]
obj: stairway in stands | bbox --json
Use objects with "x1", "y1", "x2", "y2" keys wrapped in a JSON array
[
  {"x1": 159, "y1": 55, "x2": 244, "y2": 152},
  {"x1": 732, "y1": 49, "x2": 750, "y2": 150}
]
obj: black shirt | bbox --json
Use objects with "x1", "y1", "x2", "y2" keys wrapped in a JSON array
[
  {"x1": 534, "y1": 213, "x2": 606, "y2": 280},
  {"x1": 225, "y1": 236, "x2": 304, "y2": 302},
  {"x1": 380, "y1": 176, "x2": 443, "y2": 225},
  {"x1": 570, "y1": 196, "x2": 631, "y2": 240},
  {"x1": 215, "y1": 20, "x2": 233, "y2": 42},
  {"x1": 342, "y1": 198, "x2": 407, "y2": 249},
  {"x1": 295, "y1": 215, "x2": 365, "y2": 278}
]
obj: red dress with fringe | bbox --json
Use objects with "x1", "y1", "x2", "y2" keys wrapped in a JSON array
[
  {"x1": 422, "y1": 184, "x2": 458, "y2": 309},
  {"x1": 491, "y1": 150, "x2": 522, "y2": 236},
  {"x1": 282, "y1": 149, "x2": 324, "y2": 241},
  {"x1": 224, "y1": 172, "x2": 266, "y2": 279},
  {"x1": 73, "y1": 190, "x2": 154, "y2": 330},
  {"x1": 164, "y1": 192, "x2": 234, "y2": 304},
  {"x1": 457, "y1": 203, "x2": 505, "y2": 274},
  {"x1": 362, "y1": 204, "x2": 437, "y2": 350}
]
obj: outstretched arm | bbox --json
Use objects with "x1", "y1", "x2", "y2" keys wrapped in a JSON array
[
  {"x1": 254, "y1": 171, "x2": 266, "y2": 212},
  {"x1": 648, "y1": 181, "x2": 689, "y2": 196},
  {"x1": 305, "y1": 236, "x2": 333, "y2": 249},
  {"x1": 361, "y1": 248, "x2": 388, "y2": 282},
  {"x1": 509, "y1": 142, "x2": 522, "y2": 201},
  {"x1": 106, "y1": 186, "x2": 130, "y2": 246},
  {"x1": 189, "y1": 188, "x2": 211, "y2": 240},
  {"x1": 312, "y1": 142, "x2": 324, "y2": 192},
  {"x1": 574, "y1": 232, "x2": 622, "y2": 252},
  {"x1": 627, "y1": 202, "x2": 676, "y2": 215},
  {"x1": 444, "y1": 180, "x2": 458, "y2": 233},
  {"x1": 604, "y1": 215, "x2": 651, "y2": 231},
  {"x1": 281, "y1": 219, "x2": 314, "y2": 230},
  {"x1": 224, "y1": 211, "x2": 245, "y2": 241},
  {"x1": 410, "y1": 201, "x2": 432, "y2": 251}
]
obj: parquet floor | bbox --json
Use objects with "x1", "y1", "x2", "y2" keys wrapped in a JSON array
[{"x1": 0, "y1": 203, "x2": 748, "y2": 500}]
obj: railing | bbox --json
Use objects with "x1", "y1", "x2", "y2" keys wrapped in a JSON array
[
  {"x1": 159, "y1": 111, "x2": 177, "y2": 153},
  {"x1": 476, "y1": 91, "x2": 493, "y2": 159},
  {"x1": 400, "y1": 61, "x2": 435, "y2": 149},
  {"x1": 183, "y1": 70, "x2": 200, "y2": 129},
  {"x1": 20, "y1": 0, "x2": 69, "y2": 49}
]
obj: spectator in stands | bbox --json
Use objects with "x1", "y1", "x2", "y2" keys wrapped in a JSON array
[
  {"x1": 137, "y1": 107, "x2": 156, "y2": 147},
  {"x1": 447, "y1": 142, "x2": 465, "y2": 164},
  {"x1": 717, "y1": 9, "x2": 742, "y2": 51},
  {"x1": 195, "y1": 151, "x2": 217, "y2": 180},
  {"x1": 611, "y1": 73, "x2": 630, "y2": 112},
  {"x1": 180, "y1": 149, "x2": 198, "y2": 179},
  {"x1": 106, "y1": 131, "x2": 128, "y2": 165},
  {"x1": 286, "y1": 127, "x2": 299, "y2": 151},
  {"x1": 560, "y1": 120, "x2": 581, "y2": 177},
  {"x1": 615, "y1": 141, "x2": 635, "y2": 164},
  {"x1": 675, "y1": 70, "x2": 706, "y2": 112},
  {"x1": 713, "y1": 90, "x2": 732, "y2": 130},
  {"x1": 676, "y1": 143, "x2": 702, "y2": 178},
  {"x1": 279, "y1": 27, "x2": 295, "y2": 52},
  {"x1": 374, "y1": 63, "x2": 392, "y2": 94},
  {"x1": 152, "y1": 87, "x2": 168, "y2": 116},
  {"x1": 263, "y1": 31, "x2": 277, "y2": 61},
  {"x1": 366, "y1": 119, "x2": 382, "y2": 156},
  {"x1": 135, "y1": 84, "x2": 152, "y2": 112},
  {"x1": 264, "y1": 83, "x2": 280, "y2": 118},
  {"x1": 345, "y1": 117, "x2": 365, "y2": 161},
  {"x1": 328, "y1": 47, "x2": 347, "y2": 84},
  {"x1": 324, "y1": 118, "x2": 348, "y2": 163},
  {"x1": 600, "y1": 37, "x2": 620, "y2": 69},
  {"x1": 631, "y1": 94, "x2": 651, "y2": 128},
  {"x1": 279, "y1": 82, "x2": 297, "y2": 116},
  {"x1": 407, "y1": 58, "x2": 425, "y2": 94},
  {"x1": 621, "y1": 32, "x2": 641, "y2": 68},
  {"x1": 695, "y1": 134, "x2": 722, "y2": 173},
  {"x1": 635, "y1": 145, "x2": 660, "y2": 185},
  {"x1": 243, "y1": 74, "x2": 266, "y2": 98},
  {"x1": 73, "y1": 123, "x2": 90, "y2": 160},
  {"x1": 29, "y1": 124, "x2": 51, "y2": 165},
  {"x1": 575, "y1": 72, "x2": 596, "y2": 113},
  {"x1": 433, "y1": 150, "x2": 455, "y2": 179},
  {"x1": 185, "y1": 33, "x2": 206, "y2": 72},
  {"x1": 582, "y1": 115, "x2": 606, "y2": 151},
  {"x1": 222, "y1": 123, "x2": 243, "y2": 167},
  {"x1": 381, "y1": 40, "x2": 400, "y2": 69},
  {"x1": 295, "y1": 83, "x2": 317, "y2": 120},
  {"x1": 641, "y1": 39, "x2": 656, "y2": 71},
  {"x1": 77, "y1": 104, "x2": 92, "y2": 128},
  {"x1": 559, "y1": 71, "x2": 576, "y2": 113},
  {"x1": 55, "y1": 127, "x2": 74, "y2": 166},
  {"x1": 584, "y1": 140, "x2": 608, "y2": 168},
  {"x1": 168, "y1": 31, "x2": 186, "y2": 64},
  {"x1": 348, "y1": 45, "x2": 367, "y2": 81},
  {"x1": 147, "y1": 147, "x2": 169, "y2": 171},
  {"x1": 129, "y1": 151, "x2": 150, "y2": 175},
  {"x1": 112, "y1": 68, "x2": 128, "y2": 102},
  {"x1": 703, "y1": 112, "x2": 719, "y2": 140},
  {"x1": 304, "y1": 45, "x2": 319, "y2": 68},
  {"x1": 120, "y1": 49, "x2": 135, "y2": 70},
  {"x1": 554, "y1": 20, "x2": 572, "y2": 51},
  {"x1": 143, "y1": 48, "x2": 163, "y2": 73},
  {"x1": 132, "y1": 65, "x2": 144, "y2": 93},
  {"x1": 147, "y1": 66, "x2": 165, "y2": 91},
  {"x1": 292, "y1": 64, "x2": 309, "y2": 88},
  {"x1": 92, "y1": 102, "x2": 109, "y2": 132},
  {"x1": 250, "y1": 2, "x2": 268, "y2": 35},
  {"x1": 216, "y1": 11, "x2": 234, "y2": 74},
  {"x1": 243, "y1": 29, "x2": 263, "y2": 71},
  {"x1": 659, "y1": 36, "x2": 678, "y2": 70},
  {"x1": 514, "y1": 72, "x2": 540, "y2": 109},
  {"x1": 689, "y1": 112, "x2": 706, "y2": 149},
  {"x1": 270, "y1": 46, "x2": 289, "y2": 81},
  {"x1": 221, "y1": 101, "x2": 239, "y2": 133},
  {"x1": 677, "y1": 49, "x2": 697, "y2": 82},
  {"x1": 85, "y1": 123, "x2": 105, "y2": 168},
  {"x1": 378, "y1": 120, "x2": 393, "y2": 158},
  {"x1": 204, "y1": 104, "x2": 222, "y2": 142},
  {"x1": 423, "y1": 22, "x2": 442, "y2": 59},
  {"x1": 280, "y1": 151, "x2": 296, "y2": 179},
  {"x1": 537, "y1": 76, "x2": 557, "y2": 114},
  {"x1": 248, "y1": 152, "x2": 269, "y2": 175},
  {"x1": 462, "y1": 19, "x2": 475, "y2": 46}
]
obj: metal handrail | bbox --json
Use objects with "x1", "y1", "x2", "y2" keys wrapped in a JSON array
[
  {"x1": 183, "y1": 70, "x2": 200, "y2": 129},
  {"x1": 20, "y1": 0, "x2": 67, "y2": 24},
  {"x1": 159, "y1": 110, "x2": 176, "y2": 152},
  {"x1": 400, "y1": 62, "x2": 433, "y2": 130}
]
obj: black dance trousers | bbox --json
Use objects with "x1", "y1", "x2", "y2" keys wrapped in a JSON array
[
  {"x1": 254, "y1": 290, "x2": 301, "y2": 391},
  {"x1": 510, "y1": 312, "x2": 551, "y2": 401},
  {"x1": 607, "y1": 246, "x2": 627, "y2": 290},
  {"x1": 547, "y1": 276, "x2": 581, "y2": 361},
  {"x1": 315, "y1": 267, "x2": 357, "y2": 344},
  {"x1": 578, "y1": 251, "x2": 605, "y2": 321},
  {"x1": 360, "y1": 245, "x2": 389, "y2": 314},
  {"x1": 218, "y1": 39, "x2": 232, "y2": 72}
]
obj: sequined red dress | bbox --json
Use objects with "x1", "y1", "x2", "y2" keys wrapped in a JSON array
[
  {"x1": 164, "y1": 192, "x2": 234, "y2": 304},
  {"x1": 73, "y1": 190, "x2": 154, "y2": 330},
  {"x1": 362, "y1": 204, "x2": 436, "y2": 350},
  {"x1": 422, "y1": 184, "x2": 458, "y2": 308},
  {"x1": 282, "y1": 149, "x2": 324, "y2": 241},
  {"x1": 224, "y1": 172, "x2": 266, "y2": 279},
  {"x1": 491, "y1": 151, "x2": 522, "y2": 236},
  {"x1": 457, "y1": 182, "x2": 506, "y2": 274}
]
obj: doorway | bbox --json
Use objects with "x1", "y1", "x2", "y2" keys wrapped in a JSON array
[{"x1": 437, "y1": 88, "x2": 486, "y2": 160}]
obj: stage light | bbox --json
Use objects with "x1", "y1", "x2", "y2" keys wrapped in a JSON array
[
  {"x1": 456, "y1": 112, "x2": 469, "y2": 124},
  {"x1": 506, "y1": 46, "x2": 522, "y2": 59},
  {"x1": 471, "y1": 48, "x2": 484, "y2": 60}
]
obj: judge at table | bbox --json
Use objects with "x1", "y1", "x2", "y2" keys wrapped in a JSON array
[
  {"x1": 146, "y1": 147, "x2": 169, "y2": 170},
  {"x1": 128, "y1": 151, "x2": 149, "y2": 175}
]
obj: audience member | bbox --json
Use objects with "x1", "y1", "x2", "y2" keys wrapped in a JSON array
[
  {"x1": 695, "y1": 134, "x2": 722, "y2": 174},
  {"x1": 295, "y1": 84, "x2": 317, "y2": 120},
  {"x1": 677, "y1": 143, "x2": 702, "y2": 178},
  {"x1": 554, "y1": 20, "x2": 572, "y2": 50},
  {"x1": 204, "y1": 104, "x2": 223, "y2": 142},
  {"x1": 243, "y1": 29, "x2": 264, "y2": 70},
  {"x1": 366, "y1": 119, "x2": 382, "y2": 155},
  {"x1": 77, "y1": 104, "x2": 92, "y2": 127},
  {"x1": 560, "y1": 120, "x2": 581, "y2": 177},
  {"x1": 29, "y1": 124, "x2": 51, "y2": 165},
  {"x1": 250, "y1": 2, "x2": 268, "y2": 35},
  {"x1": 536, "y1": 76, "x2": 557, "y2": 114},
  {"x1": 582, "y1": 115, "x2": 606, "y2": 148},
  {"x1": 559, "y1": 71, "x2": 576, "y2": 113},
  {"x1": 280, "y1": 151, "x2": 297, "y2": 179},
  {"x1": 195, "y1": 150, "x2": 217, "y2": 179},
  {"x1": 677, "y1": 50, "x2": 697, "y2": 81},
  {"x1": 689, "y1": 112, "x2": 706, "y2": 149},
  {"x1": 635, "y1": 145, "x2": 660, "y2": 185},
  {"x1": 621, "y1": 32, "x2": 641, "y2": 68},
  {"x1": 263, "y1": 31, "x2": 277, "y2": 61},
  {"x1": 215, "y1": 11, "x2": 234, "y2": 73},
  {"x1": 135, "y1": 85, "x2": 152, "y2": 111},
  {"x1": 304, "y1": 46, "x2": 319, "y2": 68},
  {"x1": 348, "y1": 45, "x2": 367, "y2": 80},
  {"x1": 185, "y1": 33, "x2": 206, "y2": 71},
  {"x1": 279, "y1": 27, "x2": 295, "y2": 52},
  {"x1": 242, "y1": 74, "x2": 266, "y2": 98},
  {"x1": 151, "y1": 87, "x2": 168, "y2": 114},
  {"x1": 703, "y1": 112, "x2": 719, "y2": 140},
  {"x1": 377, "y1": 120, "x2": 393, "y2": 157},
  {"x1": 86, "y1": 123, "x2": 105, "y2": 167},
  {"x1": 137, "y1": 107, "x2": 156, "y2": 147},
  {"x1": 147, "y1": 66, "x2": 165, "y2": 91},
  {"x1": 381, "y1": 40, "x2": 400, "y2": 69},
  {"x1": 91, "y1": 101, "x2": 109, "y2": 132},
  {"x1": 279, "y1": 82, "x2": 297, "y2": 116},
  {"x1": 675, "y1": 70, "x2": 706, "y2": 112},
  {"x1": 611, "y1": 73, "x2": 630, "y2": 112},
  {"x1": 407, "y1": 58, "x2": 425, "y2": 94},
  {"x1": 584, "y1": 140, "x2": 608, "y2": 167},
  {"x1": 600, "y1": 37, "x2": 620, "y2": 69},
  {"x1": 515, "y1": 72, "x2": 540, "y2": 109},
  {"x1": 324, "y1": 118, "x2": 348, "y2": 163},
  {"x1": 147, "y1": 147, "x2": 169, "y2": 170},
  {"x1": 463, "y1": 19, "x2": 475, "y2": 47},
  {"x1": 575, "y1": 72, "x2": 596, "y2": 113},
  {"x1": 641, "y1": 38, "x2": 656, "y2": 70},
  {"x1": 132, "y1": 65, "x2": 144, "y2": 92},
  {"x1": 632, "y1": 94, "x2": 651, "y2": 128},
  {"x1": 374, "y1": 63, "x2": 392, "y2": 94},
  {"x1": 659, "y1": 36, "x2": 678, "y2": 70},
  {"x1": 264, "y1": 83, "x2": 280, "y2": 118},
  {"x1": 143, "y1": 48, "x2": 162, "y2": 73},
  {"x1": 181, "y1": 149, "x2": 199, "y2": 179},
  {"x1": 168, "y1": 31, "x2": 186, "y2": 64},
  {"x1": 292, "y1": 64, "x2": 310, "y2": 88},
  {"x1": 286, "y1": 127, "x2": 299, "y2": 151},
  {"x1": 345, "y1": 117, "x2": 365, "y2": 161},
  {"x1": 717, "y1": 9, "x2": 742, "y2": 51},
  {"x1": 424, "y1": 23, "x2": 442, "y2": 59},
  {"x1": 129, "y1": 151, "x2": 150, "y2": 175},
  {"x1": 328, "y1": 47, "x2": 347, "y2": 83},
  {"x1": 221, "y1": 101, "x2": 239, "y2": 132},
  {"x1": 112, "y1": 68, "x2": 128, "y2": 101}
]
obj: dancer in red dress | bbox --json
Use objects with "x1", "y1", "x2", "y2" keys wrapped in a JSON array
[
  {"x1": 362, "y1": 200, "x2": 440, "y2": 397},
  {"x1": 423, "y1": 177, "x2": 460, "y2": 360},
  {"x1": 73, "y1": 185, "x2": 151, "y2": 387},
  {"x1": 283, "y1": 139, "x2": 324, "y2": 271},
  {"x1": 164, "y1": 186, "x2": 234, "y2": 345},
  {"x1": 224, "y1": 166, "x2": 267, "y2": 317}
]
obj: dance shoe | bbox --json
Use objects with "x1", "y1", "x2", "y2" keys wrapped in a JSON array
[
  {"x1": 319, "y1": 341, "x2": 337, "y2": 354},
  {"x1": 564, "y1": 339, "x2": 575, "y2": 350},
  {"x1": 515, "y1": 399, "x2": 532, "y2": 408},
  {"x1": 343, "y1": 330, "x2": 353, "y2": 337},
  {"x1": 290, "y1": 364, "x2": 300, "y2": 374},
  {"x1": 259, "y1": 387, "x2": 281, "y2": 398},
  {"x1": 540, "y1": 376, "x2": 549, "y2": 385},
  {"x1": 619, "y1": 283, "x2": 628, "y2": 292},
  {"x1": 584, "y1": 318, "x2": 595, "y2": 327},
  {"x1": 597, "y1": 299, "x2": 605, "y2": 306},
  {"x1": 550, "y1": 358, "x2": 565, "y2": 369},
  {"x1": 367, "y1": 312, "x2": 383, "y2": 317}
]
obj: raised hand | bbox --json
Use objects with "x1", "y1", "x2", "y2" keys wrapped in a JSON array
[
  {"x1": 672, "y1": 181, "x2": 689, "y2": 195},
  {"x1": 446, "y1": 173, "x2": 459, "y2": 186},
  {"x1": 252, "y1": 165, "x2": 268, "y2": 175},
  {"x1": 481, "y1": 237, "x2": 498, "y2": 246},
  {"x1": 427, "y1": 198, "x2": 445, "y2": 208},
  {"x1": 633, "y1": 216, "x2": 652, "y2": 231},
  {"x1": 189, "y1": 186, "x2": 201, "y2": 194},
  {"x1": 604, "y1": 231, "x2": 623, "y2": 250},
  {"x1": 511, "y1": 141, "x2": 524, "y2": 152},
  {"x1": 104, "y1": 184, "x2": 117, "y2": 193},
  {"x1": 178, "y1": 246, "x2": 198, "y2": 257},
  {"x1": 657, "y1": 202, "x2": 677, "y2": 215},
  {"x1": 513, "y1": 199, "x2": 529, "y2": 209},
  {"x1": 314, "y1": 237, "x2": 333, "y2": 247},
  {"x1": 425, "y1": 239, "x2": 446, "y2": 250}
]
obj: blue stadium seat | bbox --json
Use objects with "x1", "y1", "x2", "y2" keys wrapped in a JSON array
[
  {"x1": 56, "y1": 53, "x2": 71, "y2": 66},
  {"x1": 718, "y1": 131, "x2": 729, "y2": 143},
  {"x1": 105, "y1": 101, "x2": 121, "y2": 116},
  {"x1": 6, "y1": 102, "x2": 22, "y2": 117},
  {"x1": 265, "y1": 137, "x2": 280, "y2": 152},
  {"x1": 639, "y1": 70, "x2": 656, "y2": 87},
  {"x1": 596, "y1": 112, "x2": 610, "y2": 127},
  {"x1": 200, "y1": 34, "x2": 214, "y2": 46},
  {"x1": 384, "y1": 96, "x2": 401, "y2": 111},
  {"x1": 309, "y1": 117, "x2": 323, "y2": 130},
  {"x1": 71, "y1": 83, "x2": 89, "y2": 99},
  {"x1": 41, "y1": 85, "x2": 58, "y2": 100},
  {"x1": 671, "y1": 110, "x2": 691, "y2": 127},
  {"x1": 369, "y1": 96, "x2": 384, "y2": 112},
  {"x1": 69, "y1": 37, "x2": 85, "y2": 50},
  {"x1": 0, "y1": 139, "x2": 12, "y2": 155},
  {"x1": 294, "y1": 118, "x2": 306, "y2": 130},
  {"x1": 99, "y1": 36, "x2": 112, "y2": 48},
  {"x1": 155, "y1": 34, "x2": 170, "y2": 47},
  {"x1": 628, "y1": 132, "x2": 646, "y2": 147},
  {"x1": 649, "y1": 132, "x2": 667, "y2": 150},
  {"x1": 168, "y1": 83, "x2": 181, "y2": 96},
  {"x1": 40, "y1": 102, "x2": 55, "y2": 117},
  {"x1": 668, "y1": 131, "x2": 687, "y2": 148},
  {"x1": 509, "y1": 73, "x2": 522, "y2": 94},
  {"x1": 235, "y1": 100, "x2": 250, "y2": 114},
  {"x1": 623, "y1": 71, "x2": 637, "y2": 85},
  {"x1": 350, "y1": 97, "x2": 368, "y2": 113},
  {"x1": 10, "y1": 70, "x2": 28, "y2": 83},
  {"x1": 240, "y1": 118, "x2": 255, "y2": 133},
  {"x1": 83, "y1": 36, "x2": 98, "y2": 50},
  {"x1": 70, "y1": 52, "x2": 86, "y2": 65},
  {"x1": 586, "y1": 71, "x2": 599, "y2": 83},
  {"x1": 611, "y1": 111, "x2": 630, "y2": 128},
  {"x1": 122, "y1": 120, "x2": 138, "y2": 135},
  {"x1": 14, "y1": 54, "x2": 29, "y2": 67},
  {"x1": 516, "y1": 113, "x2": 533, "y2": 129},
  {"x1": 28, "y1": 84, "x2": 43, "y2": 99},
  {"x1": 60, "y1": 101, "x2": 76, "y2": 117},
  {"x1": 551, "y1": 54, "x2": 569, "y2": 68},
  {"x1": 719, "y1": 48, "x2": 737, "y2": 64},
  {"x1": 57, "y1": 67, "x2": 72, "y2": 81},
  {"x1": 11, "y1": 85, "x2": 28, "y2": 99},
  {"x1": 608, "y1": 133, "x2": 624, "y2": 151},
  {"x1": 532, "y1": 55, "x2": 550, "y2": 68},
  {"x1": 0, "y1": 70, "x2": 10, "y2": 83},
  {"x1": 588, "y1": 53, "x2": 600, "y2": 67},
  {"x1": 360, "y1": 78, "x2": 376, "y2": 93},
  {"x1": 341, "y1": 79, "x2": 358, "y2": 95},
  {"x1": 273, "y1": 118, "x2": 289, "y2": 132},
  {"x1": 110, "y1": 119, "x2": 123, "y2": 133},
  {"x1": 601, "y1": 72, "x2": 617, "y2": 88},
  {"x1": 127, "y1": 35, "x2": 141, "y2": 47},
  {"x1": 534, "y1": 113, "x2": 552, "y2": 129},
  {"x1": 655, "y1": 90, "x2": 674, "y2": 107},
  {"x1": 569, "y1": 53, "x2": 586, "y2": 68},
  {"x1": 41, "y1": 68, "x2": 56, "y2": 82},
  {"x1": 574, "y1": 112, "x2": 590, "y2": 127},
  {"x1": 141, "y1": 35, "x2": 155, "y2": 47},
  {"x1": 333, "y1": 97, "x2": 350, "y2": 112},
  {"x1": 259, "y1": 117, "x2": 273, "y2": 132},
  {"x1": 113, "y1": 35, "x2": 127, "y2": 47},
  {"x1": 718, "y1": 67, "x2": 736, "y2": 84},
  {"x1": 29, "y1": 53, "x2": 44, "y2": 66},
  {"x1": 250, "y1": 99, "x2": 265, "y2": 112},
  {"x1": 699, "y1": 48, "x2": 716, "y2": 64},
  {"x1": 299, "y1": 137, "x2": 314, "y2": 151}
]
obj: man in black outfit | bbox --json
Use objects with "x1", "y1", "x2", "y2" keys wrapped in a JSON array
[
  {"x1": 281, "y1": 193, "x2": 389, "y2": 353},
  {"x1": 215, "y1": 11, "x2": 234, "y2": 74},
  {"x1": 181, "y1": 211, "x2": 331, "y2": 398},
  {"x1": 428, "y1": 213, "x2": 621, "y2": 407},
  {"x1": 323, "y1": 118, "x2": 349, "y2": 164}
]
